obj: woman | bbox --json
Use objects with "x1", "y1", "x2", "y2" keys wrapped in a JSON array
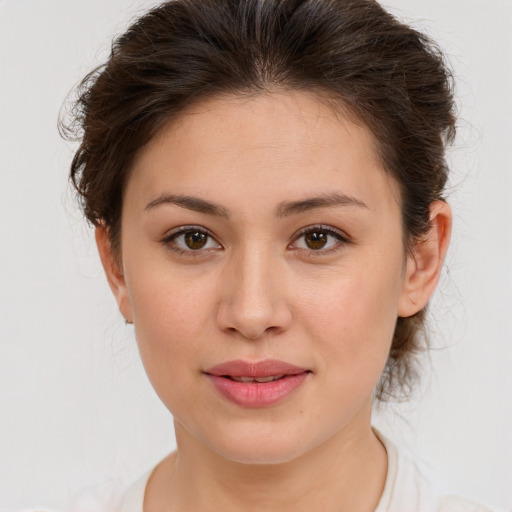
[{"x1": 62, "y1": 0, "x2": 493, "y2": 510}]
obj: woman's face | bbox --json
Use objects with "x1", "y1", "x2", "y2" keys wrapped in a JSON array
[{"x1": 108, "y1": 91, "x2": 416, "y2": 463}]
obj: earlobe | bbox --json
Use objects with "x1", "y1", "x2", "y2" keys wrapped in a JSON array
[
  {"x1": 95, "y1": 225, "x2": 134, "y2": 323},
  {"x1": 398, "y1": 200, "x2": 452, "y2": 317}
]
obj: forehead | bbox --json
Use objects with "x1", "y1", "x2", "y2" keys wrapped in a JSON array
[{"x1": 127, "y1": 90, "x2": 400, "y2": 214}]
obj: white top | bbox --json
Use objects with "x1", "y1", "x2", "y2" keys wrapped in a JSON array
[{"x1": 119, "y1": 427, "x2": 494, "y2": 512}]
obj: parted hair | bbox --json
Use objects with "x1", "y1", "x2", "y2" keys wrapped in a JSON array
[{"x1": 62, "y1": 0, "x2": 456, "y2": 402}]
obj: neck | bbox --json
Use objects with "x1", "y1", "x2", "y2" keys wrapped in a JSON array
[{"x1": 145, "y1": 404, "x2": 387, "y2": 512}]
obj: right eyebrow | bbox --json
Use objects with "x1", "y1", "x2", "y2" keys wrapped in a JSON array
[
  {"x1": 275, "y1": 192, "x2": 368, "y2": 217},
  {"x1": 144, "y1": 193, "x2": 230, "y2": 218}
]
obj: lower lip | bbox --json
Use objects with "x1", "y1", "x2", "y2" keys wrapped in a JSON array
[{"x1": 206, "y1": 373, "x2": 309, "y2": 408}]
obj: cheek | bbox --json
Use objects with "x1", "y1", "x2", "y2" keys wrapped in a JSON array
[
  {"x1": 125, "y1": 267, "x2": 215, "y2": 397},
  {"x1": 128, "y1": 254, "x2": 217, "y2": 331},
  {"x1": 297, "y1": 258, "x2": 403, "y2": 388}
]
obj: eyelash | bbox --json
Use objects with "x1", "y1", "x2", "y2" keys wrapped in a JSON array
[
  {"x1": 161, "y1": 225, "x2": 220, "y2": 257},
  {"x1": 161, "y1": 224, "x2": 351, "y2": 257},
  {"x1": 290, "y1": 224, "x2": 351, "y2": 256}
]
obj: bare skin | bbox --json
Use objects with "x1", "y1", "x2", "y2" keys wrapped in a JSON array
[
  {"x1": 96, "y1": 91, "x2": 451, "y2": 511},
  {"x1": 145, "y1": 406, "x2": 387, "y2": 512}
]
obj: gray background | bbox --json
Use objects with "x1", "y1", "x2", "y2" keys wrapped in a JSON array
[{"x1": 1, "y1": 0, "x2": 511, "y2": 510}]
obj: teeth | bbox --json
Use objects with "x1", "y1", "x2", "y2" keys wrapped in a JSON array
[
  {"x1": 231, "y1": 376, "x2": 255, "y2": 383},
  {"x1": 255, "y1": 374, "x2": 284, "y2": 383},
  {"x1": 230, "y1": 374, "x2": 285, "y2": 383}
]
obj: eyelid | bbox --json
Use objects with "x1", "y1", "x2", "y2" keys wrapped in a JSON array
[
  {"x1": 160, "y1": 223, "x2": 351, "y2": 256},
  {"x1": 289, "y1": 224, "x2": 352, "y2": 253},
  {"x1": 161, "y1": 225, "x2": 222, "y2": 254}
]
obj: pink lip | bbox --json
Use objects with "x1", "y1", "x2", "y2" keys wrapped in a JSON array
[{"x1": 204, "y1": 359, "x2": 311, "y2": 408}]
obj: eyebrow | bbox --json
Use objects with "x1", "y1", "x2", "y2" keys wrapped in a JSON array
[
  {"x1": 145, "y1": 194, "x2": 230, "y2": 218},
  {"x1": 275, "y1": 192, "x2": 368, "y2": 217},
  {"x1": 144, "y1": 192, "x2": 367, "y2": 218}
]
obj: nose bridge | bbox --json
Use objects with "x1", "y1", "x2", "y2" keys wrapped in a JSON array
[
  {"x1": 217, "y1": 239, "x2": 291, "y2": 339},
  {"x1": 237, "y1": 242, "x2": 274, "y2": 306}
]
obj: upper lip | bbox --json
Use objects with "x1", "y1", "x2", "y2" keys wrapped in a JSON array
[{"x1": 204, "y1": 359, "x2": 310, "y2": 378}]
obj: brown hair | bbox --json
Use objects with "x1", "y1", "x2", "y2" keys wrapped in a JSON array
[{"x1": 62, "y1": 0, "x2": 456, "y2": 402}]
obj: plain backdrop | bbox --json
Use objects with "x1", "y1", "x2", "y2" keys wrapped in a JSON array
[{"x1": 1, "y1": 0, "x2": 511, "y2": 510}]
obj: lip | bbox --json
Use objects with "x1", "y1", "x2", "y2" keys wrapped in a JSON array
[
  {"x1": 204, "y1": 359, "x2": 309, "y2": 377},
  {"x1": 204, "y1": 359, "x2": 311, "y2": 408}
]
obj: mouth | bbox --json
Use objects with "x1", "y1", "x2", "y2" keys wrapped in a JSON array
[
  {"x1": 223, "y1": 374, "x2": 288, "y2": 383},
  {"x1": 204, "y1": 358, "x2": 311, "y2": 379},
  {"x1": 203, "y1": 359, "x2": 311, "y2": 407}
]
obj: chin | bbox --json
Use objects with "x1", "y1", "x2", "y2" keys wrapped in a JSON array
[
  {"x1": 203, "y1": 422, "x2": 314, "y2": 466},
  {"x1": 216, "y1": 443, "x2": 307, "y2": 466}
]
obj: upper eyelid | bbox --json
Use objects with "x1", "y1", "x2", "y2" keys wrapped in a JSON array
[
  {"x1": 164, "y1": 225, "x2": 218, "y2": 241},
  {"x1": 162, "y1": 224, "x2": 350, "y2": 249},
  {"x1": 291, "y1": 224, "x2": 350, "y2": 242},
  {"x1": 163, "y1": 224, "x2": 350, "y2": 243},
  {"x1": 161, "y1": 226, "x2": 223, "y2": 254}
]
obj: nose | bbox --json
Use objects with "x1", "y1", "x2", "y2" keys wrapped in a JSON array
[{"x1": 215, "y1": 245, "x2": 293, "y2": 340}]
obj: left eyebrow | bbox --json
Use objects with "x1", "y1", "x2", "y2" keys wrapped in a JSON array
[{"x1": 275, "y1": 192, "x2": 368, "y2": 218}]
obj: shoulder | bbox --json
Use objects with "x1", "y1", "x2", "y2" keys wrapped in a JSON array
[
  {"x1": 437, "y1": 495, "x2": 496, "y2": 512},
  {"x1": 64, "y1": 477, "x2": 125, "y2": 512},
  {"x1": 63, "y1": 434, "x2": 497, "y2": 512},
  {"x1": 119, "y1": 469, "x2": 152, "y2": 512},
  {"x1": 62, "y1": 471, "x2": 150, "y2": 512},
  {"x1": 18, "y1": 471, "x2": 151, "y2": 512},
  {"x1": 372, "y1": 426, "x2": 496, "y2": 512}
]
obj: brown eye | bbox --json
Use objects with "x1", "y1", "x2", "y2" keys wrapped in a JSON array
[
  {"x1": 184, "y1": 231, "x2": 208, "y2": 250},
  {"x1": 164, "y1": 227, "x2": 222, "y2": 254},
  {"x1": 291, "y1": 225, "x2": 348, "y2": 253},
  {"x1": 304, "y1": 231, "x2": 328, "y2": 250}
]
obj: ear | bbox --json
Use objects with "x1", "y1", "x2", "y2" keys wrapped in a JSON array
[
  {"x1": 95, "y1": 225, "x2": 134, "y2": 323},
  {"x1": 398, "y1": 200, "x2": 452, "y2": 317}
]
